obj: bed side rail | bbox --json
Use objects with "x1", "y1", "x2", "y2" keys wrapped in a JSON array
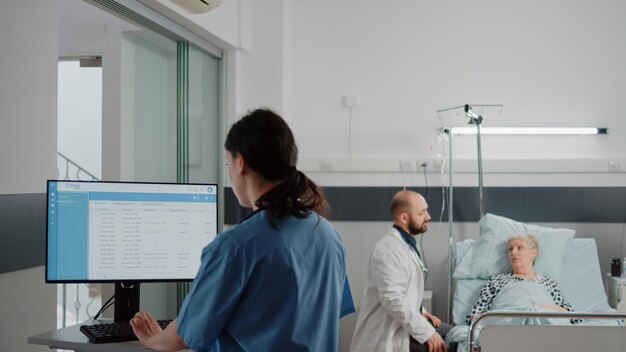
[{"x1": 467, "y1": 310, "x2": 626, "y2": 352}]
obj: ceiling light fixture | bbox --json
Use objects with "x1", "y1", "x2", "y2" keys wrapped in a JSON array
[{"x1": 447, "y1": 127, "x2": 608, "y2": 135}]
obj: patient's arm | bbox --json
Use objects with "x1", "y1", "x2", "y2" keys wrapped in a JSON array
[
  {"x1": 466, "y1": 274, "x2": 509, "y2": 324},
  {"x1": 537, "y1": 304, "x2": 568, "y2": 312},
  {"x1": 538, "y1": 277, "x2": 583, "y2": 323},
  {"x1": 539, "y1": 277, "x2": 574, "y2": 311}
]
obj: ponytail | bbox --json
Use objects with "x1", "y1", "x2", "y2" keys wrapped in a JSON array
[{"x1": 255, "y1": 168, "x2": 330, "y2": 227}]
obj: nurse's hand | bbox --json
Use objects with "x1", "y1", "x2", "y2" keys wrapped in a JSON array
[
  {"x1": 426, "y1": 332, "x2": 448, "y2": 352},
  {"x1": 130, "y1": 312, "x2": 187, "y2": 351},
  {"x1": 130, "y1": 311, "x2": 162, "y2": 342}
]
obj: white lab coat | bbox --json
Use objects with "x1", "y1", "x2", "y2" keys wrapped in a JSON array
[{"x1": 350, "y1": 226, "x2": 435, "y2": 352}]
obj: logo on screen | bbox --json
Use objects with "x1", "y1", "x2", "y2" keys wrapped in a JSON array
[
  {"x1": 65, "y1": 183, "x2": 81, "y2": 190},
  {"x1": 207, "y1": 186, "x2": 213, "y2": 193}
]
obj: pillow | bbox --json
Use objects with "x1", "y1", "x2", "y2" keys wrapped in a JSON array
[{"x1": 453, "y1": 213, "x2": 575, "y2": 283}]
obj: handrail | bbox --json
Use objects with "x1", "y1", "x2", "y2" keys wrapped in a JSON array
[
  {"x1": 467, "y1": 310, "x2": 626, "y2": 352},
  {"x1": 56, "y1": 152, "x2": 100, "y2": 328},
  {"x1": 57, "y1": 151, "x2": 100, "y2": 181}
]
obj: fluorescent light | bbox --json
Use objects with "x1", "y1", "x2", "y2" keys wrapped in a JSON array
[{"x1": 447, "y1": 127, "x2": 608, "y2": 135}]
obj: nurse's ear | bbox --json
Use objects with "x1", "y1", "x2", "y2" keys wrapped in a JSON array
[{"x1": 234, "y1": 152, "x2": 248, "y2": 177}]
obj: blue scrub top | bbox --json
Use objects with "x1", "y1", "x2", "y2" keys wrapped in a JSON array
[{"x1": 177, "y1": 209, "x2": 355, "y2": 352}]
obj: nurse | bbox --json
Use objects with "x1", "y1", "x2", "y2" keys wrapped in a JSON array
[{"x1": 130, "y1": 108, "x2": 355, "y2": 351}]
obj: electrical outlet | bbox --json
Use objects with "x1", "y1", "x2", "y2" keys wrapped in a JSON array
[
  {"x1": 399, "y1": 160, "x2": 412, "y2": 172},
  {"x1": 342, "y1": 95, "x2": 358, "y2": 108},
  {"x1": 320, "y1": 161, "x2": 333, "y2": 172},
  {"x1": 417, "y1": 161, "x2": 428, "y2": 170},
  {"x1": 609, "y1": 161, "x2": 622, "y2": 172}
]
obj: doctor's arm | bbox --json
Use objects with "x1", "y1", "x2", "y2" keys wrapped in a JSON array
[{"x1": 370, "y1": 249, "x2": 435, "y2": 343}]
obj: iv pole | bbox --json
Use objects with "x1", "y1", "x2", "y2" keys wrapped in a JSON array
[
  {"x1": 464, "y1": 104, "x2": 485, "y2": 218},
  {"x1": 438, "y1": 103, "x2": 499, "y2": 322}
]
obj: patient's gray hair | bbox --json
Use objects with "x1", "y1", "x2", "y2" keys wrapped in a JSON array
[{"x1": 507, "y1": 233, "x2": 538, "y2": 250}]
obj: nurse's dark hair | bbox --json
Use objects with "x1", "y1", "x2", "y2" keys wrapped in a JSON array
[{"x1": 224, "y1": 108, "x2": 329, "y2": 226}]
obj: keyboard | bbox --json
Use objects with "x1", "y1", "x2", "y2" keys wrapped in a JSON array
[{"x1": 80, "y1": 319, "x2": 172, "y2": 344}]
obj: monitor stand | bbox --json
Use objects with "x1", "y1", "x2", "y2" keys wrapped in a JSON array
[{"x1": 114, "y1": 282, "x2": 140, "y2": 323}]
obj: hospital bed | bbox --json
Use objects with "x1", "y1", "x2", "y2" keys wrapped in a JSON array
[{"x1": 450, "y1": 225, "x2": 626, "y2": 352}]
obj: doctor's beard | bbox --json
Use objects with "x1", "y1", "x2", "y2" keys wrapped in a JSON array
[{"x1": 408, "y1": 220, "x2": 428, "y2": 235}]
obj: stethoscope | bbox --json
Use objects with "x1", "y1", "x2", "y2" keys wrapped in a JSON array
[
  {"x1": 416, "y1": 249, "x2": 429, "y2": 277},
  {"x1": 406, "y1": 241, "x2": 429, "y2": 276}
]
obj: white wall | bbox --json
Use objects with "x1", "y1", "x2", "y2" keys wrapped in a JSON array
[
  {"x1": 0, "y1": 0, "x2": 59, "y2": 350},
  {"x1": 235, "y1": 0, "x2": 286, "y2": 118},
  {"x1": 0, "y1": 0, "x2": 58, "y2": 195},
  {"x1": 288, "y1": 0, "x2": 626, "y2": 165}
]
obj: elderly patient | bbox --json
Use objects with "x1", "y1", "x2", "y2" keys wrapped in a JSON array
[
  {"x1": 447, "y1": 234, "x2": 582, "y2": 350},
  {"x1": 466, "y1": 233, "x2": 576, "y2": 324}
]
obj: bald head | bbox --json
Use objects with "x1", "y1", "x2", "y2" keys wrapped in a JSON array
[
  {"x1": 390, "y1": 191, "x2": 422, "y2": 219},
  {"x1": 390, "y1": 191, "x2": 431, "y2": 235}
]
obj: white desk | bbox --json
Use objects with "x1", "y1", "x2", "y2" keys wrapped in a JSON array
[{"x1": 28, "y1": 320, "x2": 192, "y2": 352}]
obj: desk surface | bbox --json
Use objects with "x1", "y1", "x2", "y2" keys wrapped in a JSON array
[{"x1": 28, "y1": 320, "x2": 191, "y2": 352}]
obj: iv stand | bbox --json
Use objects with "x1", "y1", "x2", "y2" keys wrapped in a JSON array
[
  {"x1": 438, "y1": 103, "x2": 497, "y2": 322},
  {"x1": 444, "y1": 127, "x2": 454, "y2": 323},
  {"x1": 464, "y1": 104, "x2": 485, "y2": 218}
]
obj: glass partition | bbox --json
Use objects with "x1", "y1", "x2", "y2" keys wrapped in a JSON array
[
  {"x1": 188, "y1": 45, "x2": 221, "y2": 184},
  {"x1": 121, "y1": 31, "x2": 177, "y2": 182}
]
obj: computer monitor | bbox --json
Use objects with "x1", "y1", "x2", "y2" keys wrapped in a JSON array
[{"x1": 46, "y1": 180, "x2": 218, "y2": 322}]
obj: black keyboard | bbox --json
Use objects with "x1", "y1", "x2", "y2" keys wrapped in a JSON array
[{"x1": 80, "y1": 319, "x2": 172, "y2": 344}]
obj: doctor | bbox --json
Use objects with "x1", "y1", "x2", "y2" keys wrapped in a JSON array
[{"x1": 350, "y1": 190, "x2": 449, "y2": 352}]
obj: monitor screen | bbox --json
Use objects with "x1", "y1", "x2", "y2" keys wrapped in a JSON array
[{"x1": 46, "y1": 180, "x2": 218, "y2": 283}]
